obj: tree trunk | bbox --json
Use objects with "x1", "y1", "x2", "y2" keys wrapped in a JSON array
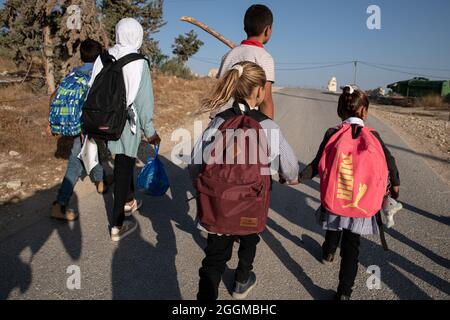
[
  {"x1": 59, "y1": 0, "x2": 110, "y2": 76},
  {"x1": 43, "y1": 25, "x2": 56, "y2": 94}
]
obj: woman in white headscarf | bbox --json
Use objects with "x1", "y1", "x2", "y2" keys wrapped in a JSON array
[{"x1": 90, "y1": 18, "x2": 160, "y2": 242}]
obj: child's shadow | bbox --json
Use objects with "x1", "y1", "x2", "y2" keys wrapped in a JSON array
[
  {"x1": 218, "y1": 178, "x2": 332, "y2": 300},
  {"x1": 268, "y1": 179, "x2": 450, "y2": 299},
  {"x1": 108, "y1": 145, "x2": 205, "y2": 299}
]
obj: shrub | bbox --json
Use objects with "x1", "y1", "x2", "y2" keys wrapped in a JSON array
[{"x1": 159, "y1": 58, "x2": 193, "y2": 79}]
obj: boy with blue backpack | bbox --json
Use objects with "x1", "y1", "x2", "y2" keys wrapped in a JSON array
[{"x1": 48, "y1": 39, "x2": 106, "y2": 221}]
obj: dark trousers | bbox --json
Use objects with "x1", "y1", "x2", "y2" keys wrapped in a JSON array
[
  {"x1": 112, "y1": 154, "x2": 136, "y2": 227},
  {"x1": 322, "y1": 229, "x2": 361, "y2": 297},
  {"x1": 197, "y1": 233, "x2": 260, "y2": 301}
]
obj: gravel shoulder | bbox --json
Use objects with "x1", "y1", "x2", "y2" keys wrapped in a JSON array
[{"x1": 370, "y1": 104, "x2": 450, "y2": 187}]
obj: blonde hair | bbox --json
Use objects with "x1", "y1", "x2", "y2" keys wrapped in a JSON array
[{"x1": 199, "y1": 61, "x2": 267, "y2": 113}]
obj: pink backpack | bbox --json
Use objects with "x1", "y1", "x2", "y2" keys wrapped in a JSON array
[{"x1": 318, "y1": 123, "x2": 388, "y2": 218}]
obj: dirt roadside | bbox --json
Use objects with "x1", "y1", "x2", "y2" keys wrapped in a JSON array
[
  {"x1": 0, "y1": 74, "x2": 215, "y2": 206},
  {"x1": 371, "y1": 104, "x2": 450, "y2": 187}
]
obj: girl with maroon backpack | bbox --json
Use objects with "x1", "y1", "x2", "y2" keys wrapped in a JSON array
[
  {"x1": 190, "y1": 61, "x2": 299, "y2": 300},
  {"x1": 300, "y1": 85, "x2": 400, "y2": 300}
]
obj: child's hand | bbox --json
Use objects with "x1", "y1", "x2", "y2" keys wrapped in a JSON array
[
  {"x1": 390, "y1": 186, "x2": 400, "y2": 199},
  {"x1": 146, "y1": 133, "x2": 161, "y2": 145},
  {"x1": 45, "y1": 124, "x2": 52, "y2": 137}
]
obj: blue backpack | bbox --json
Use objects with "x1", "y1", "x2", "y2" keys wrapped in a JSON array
[{"x1": 49, "y1": 68, "x2": 91, "y2": 136}]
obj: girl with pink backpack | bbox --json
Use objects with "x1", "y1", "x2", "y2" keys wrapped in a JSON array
[{"x1": 300, "y1": 86, "x2": 401, "y2": 300}]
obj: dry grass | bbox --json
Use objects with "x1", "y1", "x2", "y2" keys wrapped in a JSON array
[
  {"x1": 0, "y1": 74, "x2": 215, "y2": 159},
  {"x1": 0, "y1": 56, "x2": 18, "y2": 72},
  {"x1": 152, "y1": 72, "x2": 215, "y2": 133},
  {"x1": 0, "y1": 84, "x2": 54, "y2": 161},
  {"x1": 413, "y1": 95, "x2": 450, "y2": 110},
  {"x1": 0, "y1": 71, "x2": 215, "y2": 204}
]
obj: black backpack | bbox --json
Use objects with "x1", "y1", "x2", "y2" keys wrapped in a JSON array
[{"x1": 82, "y1": 52, "x2": 149, "y2": 141}]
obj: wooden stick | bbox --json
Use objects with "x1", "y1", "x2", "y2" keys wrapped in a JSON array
[
  {"x1": 20, "y1": 58, "x2": 33, "y2": 85},
  {"x1": 180, "y1": 16, "x2": 237, "y2": 49}
]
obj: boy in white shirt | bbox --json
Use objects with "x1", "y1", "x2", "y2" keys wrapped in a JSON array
[{"x1": 217, "y1": 4, "x2": 276, "y2": 119}]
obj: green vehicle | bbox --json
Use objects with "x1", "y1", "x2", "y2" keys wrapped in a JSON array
[{"x1": 388, "y1": 77, "x2": 450, "y2": 98}]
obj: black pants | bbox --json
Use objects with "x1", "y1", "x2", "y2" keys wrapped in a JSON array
[
  {"x1": 322, "y1": 229, "x2": 361, "y2": 297},
  {"x1": 112, "y1": 154, "x2": 136, "y2": 227},
  {"x1": 197, "y1": 233, "x2": 260, "y2": 301}
]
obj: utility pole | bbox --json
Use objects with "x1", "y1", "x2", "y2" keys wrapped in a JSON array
[{"x1": 353, "y1": 60, "x2": 358, "y2": 86}]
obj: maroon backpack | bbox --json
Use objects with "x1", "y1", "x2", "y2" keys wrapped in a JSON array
[{"x1": 195, "y1": 102, "x2": 271, "y2": 235}]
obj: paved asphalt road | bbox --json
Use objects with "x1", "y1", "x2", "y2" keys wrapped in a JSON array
[{"x1": 0, "y1": 89, "x2": 449, "y2": 300}]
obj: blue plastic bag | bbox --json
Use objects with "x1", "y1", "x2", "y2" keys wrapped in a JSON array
[{"x1": 137, "y1": 145, "x2": 170, "y2": 196}]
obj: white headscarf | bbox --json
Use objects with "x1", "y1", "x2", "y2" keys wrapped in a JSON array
[{"x1": 89, "y1": 18, "x2": 145, "y2": 134}]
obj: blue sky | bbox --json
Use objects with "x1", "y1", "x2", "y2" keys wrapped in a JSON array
[
  {"x1": 157, "y1": 0, "x2": 450, "y2": 89},
  {"x1": 1, "y1": 0, "x2": 449, "y2": 89}
]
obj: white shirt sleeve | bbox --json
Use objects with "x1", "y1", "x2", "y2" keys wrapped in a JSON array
[{"x1": 260, "y1": 53, "x2": 275, "y2": 83}]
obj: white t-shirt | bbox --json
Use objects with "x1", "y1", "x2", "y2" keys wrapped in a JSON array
[{"x1": 217, "y1": 44, "x2": 275, "y2": 83}]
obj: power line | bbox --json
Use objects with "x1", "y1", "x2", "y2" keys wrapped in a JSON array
[
  {"x1": 276, "y1": 62, "x2": 353, "y2": 71},
  {"x1": 190, "y1": 56, "x2": 450, "y2": 79},
  {"x1": 276, "y1": 61, "x2": 353, "y2": 66},
  {"x1": 192, "y1": 57, "x2": 354, "y2": 71},
  {"x1": 361, "y1": 61, "x2": 450, "y2": 72},
  {"x1": 359, "y1": 61, "x2": 450, "y2": 80},
  {"x1": 193, "y1": 54, "x2": 449, "y2": 72}
]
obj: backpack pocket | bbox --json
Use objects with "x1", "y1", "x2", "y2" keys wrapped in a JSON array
[{"x1": 196, "y1": 175, "x2": 267, "y2": 235}]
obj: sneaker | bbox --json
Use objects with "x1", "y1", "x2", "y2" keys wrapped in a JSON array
[
  {"x1": 232, "y1": 272, "x2": 257, "y2": 300},
  {"x1": 51, "y1": 201, "x2": 78, "y2": 221},
  {"x1": 111, "y1": 220, "x2": 138, "y2": 242},
  {"x1": 95, "y1": 181, "x2": 108, "y2": 194},
  {"x1": 124, "y1": 199, "x2": 142, "y2": 216},
  {"x1": 382, "y1": 196, "x2": 403, "y2": 228},
  {"x1": 321, "y1": 253, "x2": 335, "y2": 265}
]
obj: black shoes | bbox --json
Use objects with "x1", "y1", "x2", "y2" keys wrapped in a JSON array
[
  {"x1": 321, "y1": 252, "x2": 335, "y2": 265},
  {"x1": 232, "y1": 272, "x2": 257, "y2": 300}
]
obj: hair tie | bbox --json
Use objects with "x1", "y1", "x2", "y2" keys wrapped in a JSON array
[
  {"x1": 232, "y1": 65, "x2": 244, "y2": 78},
  {"x1": 343, "y1": 85, "x2": 355, "y2": 94}
]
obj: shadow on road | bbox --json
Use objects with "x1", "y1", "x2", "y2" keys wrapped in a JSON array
[
  {"x1": 401, "y1": 202, "x2": 450, "y2": 226},
  {"x1": 0, "y1": 187, "x2": 82, "y2": 299},
  {"x1": 1, "y1": 144, "x2": 449, "y2": 299},
  {"x1": 269, "y1": 181, "x2": 450, "y2": 299},
  {"x1": 110, "y1": 151, "x2": 205, "y2": 299},
  {"x1": 386, "y1": 143, "x2": 449, "y2": 165}
]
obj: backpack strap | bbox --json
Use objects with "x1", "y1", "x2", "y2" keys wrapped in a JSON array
[
  {"x1": 376, "y1": 211, "x2": 389, "y2": 251},
  {"x1": 100, "y1": 51, "x2": 116, "y2": 66},
  {"x1": 216, "y1": 100, "x2": 270, "y2": 123},
  {"x1": 115, "y1": 53, "x2": 150, "y2": 69},
  {"x1": 247, "y1": 109, "x2": 270, "y2": 123},
  {"x1": 216, "y1": 100, "x2": 245, "y2": 121}
]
